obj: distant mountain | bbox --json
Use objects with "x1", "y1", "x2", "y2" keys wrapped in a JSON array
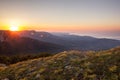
[
  {"x1": 0, "y1": 30, "x2": 120, "y2": 52},
  {"x1": 17, "y1": 30, "x2": 120, "y2": 50},
  {"x1": 0, "y1": 31, "x2": 64, "y2": 55}
]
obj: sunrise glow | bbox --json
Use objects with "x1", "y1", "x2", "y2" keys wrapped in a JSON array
[{"x1": 10, "y1": 26, "x2": 19, "y2": 31}]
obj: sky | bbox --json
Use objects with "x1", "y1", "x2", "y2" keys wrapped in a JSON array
[{"x1": 0, "y1": 0, "x2": 120, "y2": 39}]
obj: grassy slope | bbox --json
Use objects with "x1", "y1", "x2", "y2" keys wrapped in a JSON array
[{"x1": 0, "y1": 47, "x2": 120, "y2": 80}]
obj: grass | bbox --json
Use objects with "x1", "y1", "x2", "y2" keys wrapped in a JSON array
[{"x1": 0, "y1": 47, "x2": 120, "y2": 80}]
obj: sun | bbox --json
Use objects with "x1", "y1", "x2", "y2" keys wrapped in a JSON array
[{"x1": 10, "y1": 26, "x2": 19, "y2": 31}]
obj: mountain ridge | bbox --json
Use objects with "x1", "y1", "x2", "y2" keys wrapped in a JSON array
[
  {"x1": 0, "y1": 30, "x2": 120, "y2": 54},
  {"x1": 0, "y1": 31, "x2": 64, "y2": 55},
  {"x1": 16, "y1": 30, "x2": 120, "y2": 50}
]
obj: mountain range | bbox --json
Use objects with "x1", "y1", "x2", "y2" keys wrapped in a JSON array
[
  {"x1": 0, "y1": 30, "x2": 64, "y2": 55},
  {"x1": 0, "y1": 30, "x2": 120, "y2": 55},
  {"x1": 19, "y1": 30, "x2": 120, "y2": 50}
]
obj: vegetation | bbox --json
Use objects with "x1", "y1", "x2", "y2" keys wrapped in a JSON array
[
  {"x1": 0, "y1": 53, "x2": 52, "y2": 65},
  {"x1": 0, "y1": 47, "x2": 120, "y2": 80}
]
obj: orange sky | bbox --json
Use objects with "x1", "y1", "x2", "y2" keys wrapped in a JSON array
[{"x1": 0, "y1": 0, "x2": 120, "y2": 33}]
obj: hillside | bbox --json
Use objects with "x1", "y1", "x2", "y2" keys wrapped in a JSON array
[
  {"x1": 0, "y1": 47, "x2": 120, "y2": 80},
  {"x1": 19, "y1": 30, "x2": 120, "y2": 50},
  {"x1": 0, "y1": 31, "x2": 64, "y2": 55},
  {"x1": 1, "y1": 30, "x2": 120, "y2": 51}
]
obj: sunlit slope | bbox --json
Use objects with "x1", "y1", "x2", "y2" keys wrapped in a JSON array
[{"x1": 0, "y1": 47, "x2": 120, "y2": 80}]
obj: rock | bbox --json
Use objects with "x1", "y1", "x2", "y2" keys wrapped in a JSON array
[
  {"x1": 0, "y1": 64, "x2": 7, "y2": 67},
  {"x1": 35, "y1": 74, "x2": 40, "y2": 78},
  {"x1": 2, "y1": 78, "x2": 9, "y2": 80}
]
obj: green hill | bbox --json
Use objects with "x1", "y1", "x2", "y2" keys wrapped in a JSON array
[{"x1": 0, "y1": 47, "x2": 120, "y2": 80}]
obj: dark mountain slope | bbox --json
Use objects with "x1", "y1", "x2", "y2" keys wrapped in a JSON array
[
  {"x1": 0, "y1": 32, "x2": 64, "y2": 55},
  {"x1": 19, "y1": 31, "x2": 120, "y2": 50},
  {"x1": 19, "y1": 31, "x2": 71, "y2": 46},
  {"x1": 1, "y1": 30, "x2": 120, "y2": 51}
]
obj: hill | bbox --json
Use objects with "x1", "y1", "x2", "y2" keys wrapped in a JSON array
[
  {"x1": 18, "y1": 30, "x2": 120, "y2": 50},
  {"x1": 1, "y1": 30, "x2": 120, "y2": 51},
  {"x1": 0, "y1": 47, "x2": 120, "y2": 80},
  {"x1": 0, "y1": 31, "x2": 64, "y2": 55}
]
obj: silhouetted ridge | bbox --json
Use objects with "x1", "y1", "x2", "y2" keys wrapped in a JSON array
[
  {"x1": 0, "y1": 31, "x2": 64, "y2": 55},
  {"x1": 16, "y1": 30, "x2": 120, "y2": 50}
]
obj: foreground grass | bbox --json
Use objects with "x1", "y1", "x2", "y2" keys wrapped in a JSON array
[{"x1": 0, "y1": 47, "x2": 120, "y2": 80}]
